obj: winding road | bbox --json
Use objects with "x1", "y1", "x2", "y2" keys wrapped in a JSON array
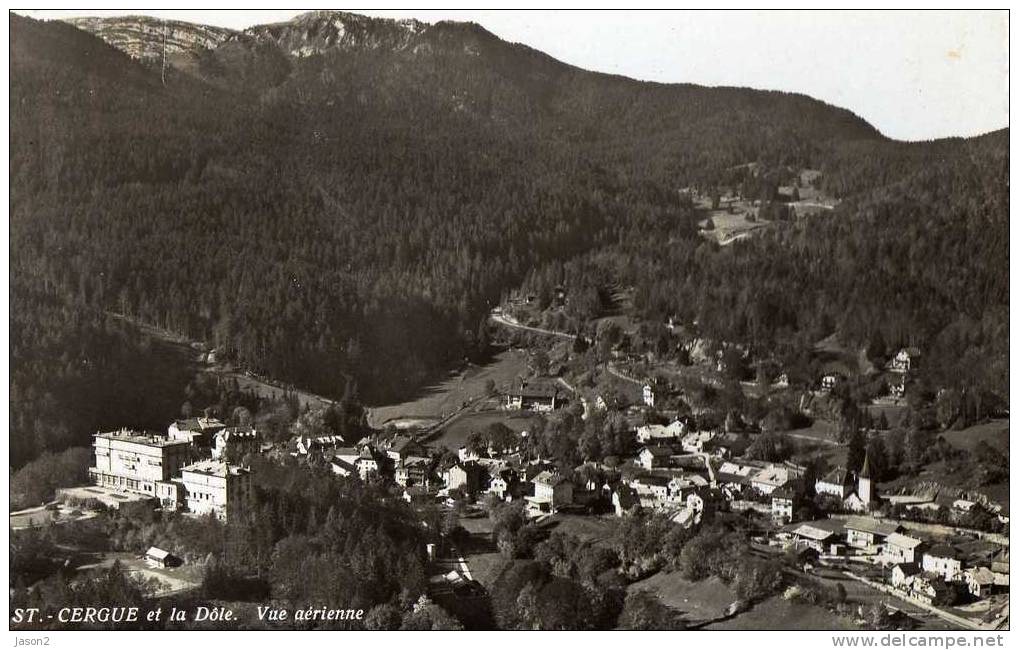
[{"x1": 488, "y1": 311, "x2": 575, "y2": 340}]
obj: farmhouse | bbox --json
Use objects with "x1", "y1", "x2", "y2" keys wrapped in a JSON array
[
  {"x1": 789, "y1": 523, "x2": 836, "y2": 553},
  {"x1": 680, "y1": 430, "x2": 716, "y2": 453},
  {"x1": 751, "y1": 465, "x2": 794, "y2": 495},
  {"x1": 965, "y1": 567, "x2": 1001, "y2": 598},
  {"x1": 844, "y1": 517, "x2": 899, "y2": 549},
  {"x1": 884, "y1": 532, "x2": 924, "y2": 565},
  {"x1": 891, "y1": 563, "x2": 921, "y2": 589},
  {"x1": 444, "y1": 462, "x2": 486, "y2": 495},
  {"x1": 771, "y1": 487, "x2": 795, "y2": 523},
  {"x1": 635, "y1": 420, "x2": 686, "y2": 444},
  {"x1": 642, "y1": 382, "x2": 665, "y2": 408},
  {"x1": 531, "y1": 471, "x2": 574, "y2": 511},
  {"x1": 505, "y1": 378, "x2": 564, "y2": 412},
  {"x1": 922, "y1": 545, "x2": 963, "y2": 582},
  {"x1": 395, "y1": 456, "x2": 431, "y2": 487},
  {"x1": 638, "y1": 445, "x2": 673, "y2": 470},
  {"x1": 386, "y1": 435, "x2": 426, "y2": 462}
]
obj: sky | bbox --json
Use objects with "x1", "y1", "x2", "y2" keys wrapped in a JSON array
[{"x1": 21, "y1": 9, "x2": 1009, "y2": 141}]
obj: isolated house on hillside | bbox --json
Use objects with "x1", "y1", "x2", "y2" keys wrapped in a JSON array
[
  {"x1": 505, "y1": 378, "x2": 563, "y2": 412},
  {"x1": 890, "y1": 348, "x2": 920, "y2": 374}
]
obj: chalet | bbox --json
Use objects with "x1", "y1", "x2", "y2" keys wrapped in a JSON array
[
  {"x1": 820, "y1": 374, "x2": 839, "y2": 393},
  {"x1": 952, "y1": 499, "x2": 977, "y2": 514},
  {"x1": 965, "y1": 567, "x2": 1001, "y2": 598},
  {"x1": 330, "y1": 456, "x2": 357, "y2": 478},
  {"x1": 889, "y1": 380, "x2": 905, "y2": 400},
  {"x1": 631, "y1": 475, "x2": 670, "y2": 501},
  {"x1": 891, "y1": 563, "x2": 921, "y2": 589},
  {"x1": 395, "y1": 456, "x2": 431, "y2": 487},
  {"x1": 908, "y1": 575, "x2": 953, "y2": 606},
  {"x1": 635, "y1": 420, "x2": 686, "y2": 444},
  {"x1": 296, "y1": 434, "x2": 345, "y2": 457},
  {"x1": 386, "y1": 435, "x2": 425, "y2": 462},
  {"x1": 716, "y1": 460, "x2": 757, "y2": 497},
  {"x1": 680, "y1": 430, "x2": 716, "y2": 454},
  {"x1": 638, "y1": 445, "x2": 673, "y2": 470},
  {"x1": 642, "y1": 383, "x2": 663, "y2": 408},
  {"x1": 771, "y1": 487, "x2": 795, "y2": 523},
  {"x1": 668, "y1": 474, "x2": 709, "y2": 502},
  {"x1": 789, "y1": 523, "x2": 837, "y2": 553},
  {"x1": 884, "y1": 533, "x2": 924, "y2": 564},
  {"x1": 487, "y1": 475, "x2": 511, "y2": 500},
  {"x1": 355, "y1": 447, "x2": 381, "y2": 480},
  {"x1": 457, "y1": 445, "x2": 481, "y2": 463},
  {"x1": 705, "y1": 432, "x2": 751, "y2": 459},
  {"x1": 505, "y1": 379, "x2": 563, "y2": 412},
  {"x1": 890, "y1": 348, "x2": 919, "y2": 374},
  {"x1": 444, "y1": 462, "x2": 487, "y2": 495},
  {"x1": 531, "y1": 471, "x2": 573, "y2": 511},
  {"x1": 844, "y1": 517, "x2": 899, "y2": 549},
  {"x1": 922, "y1": 545, "x2": 963, "y2": 582},
  {"x1": 751, "y1": 465, "x2": 794, "y2": 495}
]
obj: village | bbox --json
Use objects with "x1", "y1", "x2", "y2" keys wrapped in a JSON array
[{"x1": 29, "y1": 293, "x2": 1007, "y2": 632}]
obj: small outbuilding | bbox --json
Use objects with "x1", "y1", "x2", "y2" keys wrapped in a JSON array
[{"x1": 145, "y1": 546, "x2": 179, "y2": 568}]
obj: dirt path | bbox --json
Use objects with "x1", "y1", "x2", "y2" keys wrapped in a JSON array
[{"x1": 489, "y1": 311, "x2": 575, "y2": 340}]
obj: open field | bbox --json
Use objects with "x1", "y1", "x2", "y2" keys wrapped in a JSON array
[
  {"x1": 543, "y1": 513, "x2": 619, "y2": 547},
  {"x1": 700, "y1": 209, "x2": 771, "y2": 246},
  {"x1": 629, "y1": 572, "x2": 735, "y2": 625},
  {"x1": 940, "y1": 419, "x2": 1009, "y2": 454},
  {"x1": 79, "y1": 551, "x2": 202, "y2": 597},
  {"x1": 10, "y1": 503, "x2": 99, "y2": 530},
  {"x1": 705, "y1": 595, "x2": 858, "y2": 630},
  {"x1": 367, "y1": 349, "x2": 528, "y2": 428},
  {"x1": 429, "y1": 409, "x2": 539, "y2": 452}
]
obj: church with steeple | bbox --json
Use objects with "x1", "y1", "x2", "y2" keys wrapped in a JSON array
[{"x1": 814, "y1": 450, "x2": 875, "y2": 512}]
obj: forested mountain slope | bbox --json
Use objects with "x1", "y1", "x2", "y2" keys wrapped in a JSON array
[{"x1": 9, "y1": 12, "x2": 1008, "y2": 467}]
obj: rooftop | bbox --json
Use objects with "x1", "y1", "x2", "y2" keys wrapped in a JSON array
[
  {"x1": 181, "y1": 460, "x2": 249, "y2": 478},
  {"x1": 95, "y1": 429, "x2": 190, "y2": 448},
  {"x1": 508, "y1": 379, "x2": 560, "y2": 399},
  {"x1": 885, "y1": 532, "x2": 924, "y2": 549},
  {"x1": 173, "y1": 417, "x2": 226, "y2": 432},
  {"x1": 925, "y1": 544, "x2": 961, "y2": 560},
  {"x1": 641, "y1": 445, "x2": 674, "y2": 457},
  {"x1": 843, "y1": 516, "x2": 899, "y2": 537}
]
